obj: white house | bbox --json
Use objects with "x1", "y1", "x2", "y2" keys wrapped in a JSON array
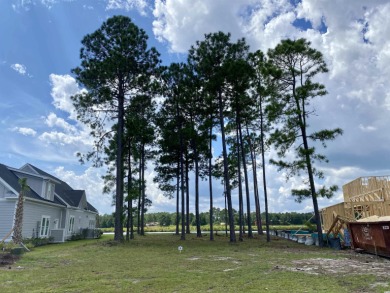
[{"x1": 0, "y1": 163, "x2": 98, "y2": 243}]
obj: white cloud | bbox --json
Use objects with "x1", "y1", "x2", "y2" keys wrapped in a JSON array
[
  {"x1": 106, "y1": 0, "x2": 148, "y2": 15},
  {"x1": 38, "y1": 131, "x2": 85, "y2": 145},
  {"x1": 44, "y1": 112, "x2": 77, "y2": 133},
  {"x1": 153, "y1": 0, "x2": 260, "y2": 53},
  {"x1": 10, "y1": 63, "x2": 28, "y2": 75},
  {"x1": 151, "y1": 0, "x2": 390, "y2": 117},
  {"x1": 38, "y1": 75, "x2": 94, "y2": 148},
  {"x1": 12, "y1": 0, "x2": 34, "y2": 11},
  {"x1": 12, "y1": 0, "x2": 69, "y2": 11},
  {"x1": 12, "y1": 0, "x2": 148, "y2": 14},
  {"x1": 49, "y1": 74, "x2": 84, "y2": 120},
  {"x1": 359, "y1": 124, "x2": 376, "y2": 132},
  {"x1": 12, "y1": 127, "x2": 37, "y2": 136}
]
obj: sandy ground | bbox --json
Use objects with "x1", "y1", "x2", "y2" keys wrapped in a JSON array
[{"x1": 275, "y1": 251, "x2": 390, "y2": 276}]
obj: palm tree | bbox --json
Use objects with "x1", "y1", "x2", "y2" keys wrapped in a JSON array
[{"x1": 12, "y1": 178, "x2": 29, "y2": 244}]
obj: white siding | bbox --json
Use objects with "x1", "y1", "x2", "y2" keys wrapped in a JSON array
[
  {"x1": 22, "y1": 200, "x2": 64, "y2": 239},
  {"x1": 14, "y1": 173, "x2": 44, "y2": 198},
  {"x1": 66, "y1": 209, "x2": 97, "y2": 237},
  {"x1": 0, "y1": 199, "x2": 16, "y2": 242}
]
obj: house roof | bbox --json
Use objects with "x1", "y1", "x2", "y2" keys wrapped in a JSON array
[
  {"x1": 0, "y1": 163, "x2": 98, "y2": 213},
  {"x1": 0, "y1": 163, "x2": 65, "y2": 206},
  {"x1": 25, "y1": 164, "x2": 98, "y2": 213},
  {"x1": 62, "y1": 190, "x2": 84, "y2": 207}
]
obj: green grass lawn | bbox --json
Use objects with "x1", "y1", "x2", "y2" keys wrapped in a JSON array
[{"x1": 1, "y1": 233, "x2": 389, "y2": 293}]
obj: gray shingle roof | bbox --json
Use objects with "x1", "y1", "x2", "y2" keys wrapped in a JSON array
[
  {"x1": 0, "y1": 163, "x2": 98, "y2": 213},
  {"x1": 0, "y1": 163, "x2": 65, "y2": 206},
  {"x1": 26, "y1": 164, "x2": 98, "y2": 213}
]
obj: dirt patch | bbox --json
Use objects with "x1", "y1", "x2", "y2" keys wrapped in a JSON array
[
  {"x1": 0, "y1": 253, "x2": 20, "y2": 269},
  {"x1": 274, "y1": 251, "x2": 390, "y2": 277}
]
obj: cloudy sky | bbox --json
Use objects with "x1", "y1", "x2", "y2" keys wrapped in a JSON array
[{"x1": 1, "y1": 0, "x2": 390, "y2": 216}]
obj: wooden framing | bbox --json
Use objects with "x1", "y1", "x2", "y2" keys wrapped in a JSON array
[
  {"x1": 325, "y1": 212, "x2": 352, "y2": 239},
  {"x1": 321, "y1": 202, "x2": 345, "y2": 232},
  {"x1": 343, "y1": 176, "x2": 390, "y2": 202},
  {"x1": 321, "y1": 176, "x2": 390, "y2": 232}
]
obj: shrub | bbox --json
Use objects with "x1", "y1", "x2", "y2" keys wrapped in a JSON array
[
  {"x1": 94, "y1": 229, "x2": 103, "y2": 238},
  {"x1": 23, "y1": 237, "x2": 54, "y2": 247},
  {"x1": 0, "y1": 242, "x2": 18, "y2": 252},
  {"x1": 70, "y1": 233, "x2": 83, "y2": 241},
  {"x1": 68, "y1": 229, "x2": 103, "y2": 241}
]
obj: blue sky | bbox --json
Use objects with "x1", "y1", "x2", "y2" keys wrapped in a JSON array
[{"x1": 1, "y1": 0, "x2": 390, "y2": 216}]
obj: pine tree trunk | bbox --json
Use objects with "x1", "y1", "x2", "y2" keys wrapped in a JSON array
[
  {"x1": 126, "y1": 142, "x2": 132, "y2": 241},
  {"x1": 224, "y1": 185, "x2": 228, "y2": 237},
  {"x1": 209, "y1": 125, "x2": 214, "y2": 241},
  {"x1": 140, "y1": 143, "x2": 146, "y2": 236},
  {"x1": 185, "y1": 153, "x2": 190, "y2": 234},
  {"x1": 194, "y1": 139, "x2": 202, "y2": 237},
  {"x1": 301, "y1": 128, "x2": 323, "y2": 246},
  {"x1": 176, "y1": 160, "x2": 180, "y2": 235},
  {"x1": 137, "y1": 157, "x2": 142, "y2": 235},
  {"x1": 245, "y1": 123, "x2": 263, "y2": 235},
  {"x1": 126, "y1": 140, "x2": 134, "y2": 240},
  {"x1": 178, "y1": 99, "x2": 186, "y2": 240},
  {"x1": 236, "y1": 126, "x2": 244, "y2": 241},
  {"x1": 238, "y1": 120, "x2": 253, "y2": 238},
  {"x1": 293, "y1": 76, "x2": 323, "y2": 247},
  {"x1": 218, "y1": 89, "x2": 236, "y2": 242},
  {"x1": 130, "y1": 198, "x2": 134, "y2": 239},
  {"x1": 126, "y1": 169, "x2": 131, "y2": 241},
  {"x1": 115, "y1": 88, "x2": 124, "y2": 242},
  {"x1": 259, "y1": 100, "x2": 270, "y2": 242}
]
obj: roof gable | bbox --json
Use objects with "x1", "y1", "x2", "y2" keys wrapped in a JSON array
[
  {"x1": 0, "y1": 164, "x2": 52, "y2": 202},
  {"x1": 26, "y1": 164, "x2": 98, "y2": 213},
  {"x1": 1, "y1": 163, "x2": 98, "y2": 213},
  {"x1": 20, "y1": 163, "x2": 40, "y2": 175}
]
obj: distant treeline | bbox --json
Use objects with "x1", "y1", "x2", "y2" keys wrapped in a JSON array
[{"x1": 98, "y1": 209, "x2": 314, "y2": 228}]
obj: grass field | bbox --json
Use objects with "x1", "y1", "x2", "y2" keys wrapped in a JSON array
[{"x1": 1, "y1": 233, "x2": 389, "y2": 293}]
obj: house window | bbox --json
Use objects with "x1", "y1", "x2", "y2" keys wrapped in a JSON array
[
  {"x1": 40, "y1": 216, "x2": 50, "y2": 238},
  {"x1": 68, "y1": 216, "x2": 75, "y2": 233},
  {"x1": 45, "y1": 182, "x2": 54, "y2": 200}
]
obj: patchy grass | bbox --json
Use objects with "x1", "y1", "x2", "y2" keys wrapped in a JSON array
[{"x1": 0, "y1": 234, "x2": 389, "y2": 293}]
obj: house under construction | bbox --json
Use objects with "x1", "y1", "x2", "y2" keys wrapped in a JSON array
[{"x1": 321, "y1": 176, "x2": 390, "y2": 232}]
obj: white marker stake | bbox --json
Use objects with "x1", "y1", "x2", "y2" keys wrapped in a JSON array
[{"x1": 178, "y1": 246, "x2": 183, "y2": 253}]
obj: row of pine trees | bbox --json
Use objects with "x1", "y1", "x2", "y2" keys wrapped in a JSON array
[{"x1": 71, "y1": 16, "x2": 342, "y2": 247}]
